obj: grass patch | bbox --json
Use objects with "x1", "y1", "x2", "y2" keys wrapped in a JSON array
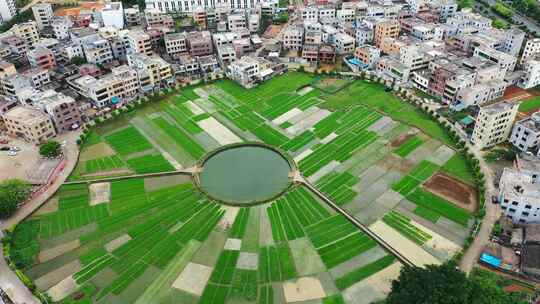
[
  {"x1": 126, "y1": 154, "x2": 175, "y2": 174},
  {"x1": 519, "y1": 96, "x2": 540, "y2": 113},
  {"x1": 407, "y1": 188, "x2": 470, "y2": 226},
  {"x1": 335, "y1": 255, "x2": 396, "y2": 290},
  {"x1": 441, "y1": 154, "x2": 476, "y2": 185},
  {"x1": 104, "y1": 126, "x2": 153, "y2": 156},
  {"x1": 394, "y1": 136, "x2": 423, "y2": 157}
]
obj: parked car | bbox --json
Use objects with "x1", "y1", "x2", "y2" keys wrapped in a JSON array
[
  {"x1": 7, "y1": 151, "x2": 17, "y2": 156},
  {"x1": 9, "y1": 146, "x2": 20, "y2": 152}
]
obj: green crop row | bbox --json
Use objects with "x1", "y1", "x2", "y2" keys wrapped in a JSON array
[
  {"x1": 383, "y1": 211, "x2": 432, "y2": 245},
  {"x1": 83, "y1": 155, "x2": 125, "y2": 174},
  {"x1": 394, "y1": 136, "x2": 424, "y2": 157},
  {"x1": 104, "y1": 126, "x2": 153, "y2": 156},
  {"x1": 407, "y1": 188, "x2": 470, "y2": 226},
  {"x1": 335, "y1": 255, "x2": 396, "y2": 290},
  {"x1": 126, "y1": 154, "x2": 175, "y2": 174}
]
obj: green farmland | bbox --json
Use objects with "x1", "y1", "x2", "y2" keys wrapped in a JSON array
[{"x1": 9, "y1": 72, "x2": 477, "y2": 304}]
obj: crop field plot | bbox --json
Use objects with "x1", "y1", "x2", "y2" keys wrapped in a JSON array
[
  {"x1": 382, "y1": 211, "x2": 432, "y2": 245},
  {"x1": 10, "y1": 72, "x2": 478, "y2": 303}
]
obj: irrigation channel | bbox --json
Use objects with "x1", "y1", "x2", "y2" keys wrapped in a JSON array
[{"x1": 64, "y1": 143, "x2": 415, "y2": 268}]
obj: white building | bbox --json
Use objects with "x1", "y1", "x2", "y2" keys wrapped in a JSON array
[
  {"x1": 126, "y1": 30, "x2": 152, "y2": 56},
  {"x1": 521, "y1": 38, "x2": 540, "y2": 64},
  {"x1": 164, "y1": 32, "x2": 187, "y2": 56},
  {"x1": 127, "y1": 53, "x2": 173, "y2": 92},
  {"x1": 101, "y1": 2, "x2": 124, "y2": 29},
  {"x1": 32, "y1": 3, "x2": 54, "y2": 29},
  {"x1": 520, "y1": 58, "x2": 540, "y2": 89},
  {"x1": 81, "y1": 34, "x2": 114, "y2": 65},
  {"x1": 229, "y1": 56, "x2": 259, "y2": 88},
  {"x1": 12, "y1": 21, "x2": 40, "y2": 47},
  {"x1": 334, "y1": 32, "x2": 355, "y2": 55},
  {"x1": 510, "y1": 112, "x2": 540, "y2": 155},
  {"x1": 471, "y1": 100, "x2": 519, "y2": 149},
  {"x1": 499, "y1": 167, "x2": 540, "y2": 224},
  {"x1": 502, "y1": 28, "x2": 525, "y2": 57},
  {"x1": 473, "y1": 45, "x2": 517, "y2": 73},
  {"x1": 228, "y1": 13, "x2": 247, "y2": 32},
  {"x1": 52, "y1": 16, "x2": 73, "y2": 40},
  {"x1": 145, "y1": 0, "x2": 261, "y2": 13},
  {"x1": 282, "y1": 26, "x2": 304, "y2": 51},
  {"x1": 0, "y1": 0, "x2": 16, "y2": 24}
]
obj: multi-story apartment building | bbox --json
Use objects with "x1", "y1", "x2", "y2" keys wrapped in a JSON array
[
  {"x1": 216, "y1": 45, "x2": 236, "y2": 66},
  {"x1": 302, "y1": 44, "x2": 318, "y2": 62},
  {"x1": 111, "y1": 65, "x2": 139, "y2": 101},
  {"x1": 128, "y1": 53, "x2": 173, "y2": 91},
  {"x1": 71, "y1": 74, "x2": 124, "y2": 107},
  {"x1": 502, "y1": 28, "x2": 525, "y2": 57},
  {"x1": 27, "y1": 47, "x2": 56, "y2": 70},
  {"x1": 355, "y1": 26, "x2": 373, "y2": 46},
  {"x1": 228, "y1": 12, "x2": 247, "y2": 32},
  {"x1": 12, "y1": 21, "x2": 40, "y2": 47},
  {"x1": 499, "y1": 167, "x2": 540, "y2": 224},
  {"x1": 354, "y1": 45, "x2": 380, "y2": 69},
  {"x1": 186, "y1": 31, "x2": 213, "y2": 56},
  {"x1": 229, "y1": 56, "x2": 259, "y2": 88},
  {"x1": 101, "y1": 2, "x2": 124, "y2": 29},
  {"x1": 248, "y1": 14, "x2": 259, "y2": 33},
  {"x1": 520, "y1": 58, "x2": 540, "y2": 89},
  {"x1": 473, "y1": 45, "x2": 517, "y2": 72},
  {"x1": 32, "y1": 3, "x2": 54, "y2": 30},
  {"x1": 319, "y1": 44, "x2": 335, "y2": 63},
  {"x1": 2, "y1": 74, "x2": 32, "y2": 100},
  {"x1": 471, "y1": 101, "x2": 519, "y2": 149},
  {"x1": 23, "y1": 67, "x2": 50, "y2": 88},
  {"x1": 510, "y1": 112, "x2": 540, "y2": 155},
  {"x1": 455, "y1": 80, "x2": 506, "y2": 108},
  {"x1": 144, "y1": 8, "x2": 174, "y2": 28},
  {"x1": 334, "y1": 32, "x2": 355, "y2": 55},
  {"x1": 0, "y1": 0, "x2": 16, "y2": 24},
  {"x1": 164, "y1": 32, "x2": 187, "y2": 57},
  {"x1": 124, "y1": 7, "x2": 141, "y2": 27},
  {"x1": 81, "y1": 35, "x2": 114, "y2": 65},
  {"x1": 521, "y1": 38, "x2": 540, "y2": 64},
  {"x1": 34, "y1": 90, "x2": 82, "y2": 133},
  {"x1": 373, "y1": 19, "x2": 400, "y2": 47},
  {"x1": 52, "y1": 16, "x2": 73, "y2": 40},
  {"x1": 145, "y1": 0, "x2": 261, "y2": 14},
  {"x1": 2, "y1": 35, "x2": 27, "y2": 56},
  {"x1": 282, "y1": 25, "x2": 304, "y2": 51},
  {"x1": 2, "y1": 105, "x2": 56, "y2": 144},
  {"x1": 126, "y1": 30, "x2": 153, "y2": 56}
]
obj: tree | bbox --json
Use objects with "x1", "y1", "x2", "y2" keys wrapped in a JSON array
[
  {"x1": 387, "y1": 262, "x2": 472, "y2": 304},
  {"x1": 70, "y1": 56, "x2": 87, "y2": 65},
  {"x1": 0, "y1": 179, "x2": 31, "y2": 218},
  {"x1": 39, "y1": 140, "x2": 62, "y2": 158},
  {"x1": 388, "y1": 263, "x2": 528, "y2": 304}
]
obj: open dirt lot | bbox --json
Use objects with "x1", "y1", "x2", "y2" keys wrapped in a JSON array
[
  {"x1": 171, "y1": 262, "x2": 212, "y2": 296},
  {"x1": 263, "y1": 25, "x2": 283, "y2": 39},
  {"x1": 283, "y1": 277, "x2": 326, "y2": 302},
  {"x1": 47, "y1": 275, "x2": 78, "y2": 302},
  {"x1": 423, "y1": 173, "x2": 477, "y2": 212},
  {"x1": 370, "y1": 220, "x2": 440, "y2": 266},
  {"x1": 105, "y1": 234, "x2": 132, "y2": 252},
  {"x1": 35, "y1": 260, "x2": 81, "y2": 291},
  {"x1": 197, "y1": 117, "x2": 242, "y2": 145},
  {"x1": 0, "y1": 138, "x2": 45, "y2": 183},
  {"x1": 89, "y1": 182, "x2": 110, "y2": 206}
]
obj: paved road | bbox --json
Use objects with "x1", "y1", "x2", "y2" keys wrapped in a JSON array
[
  {"x1": 459, "y1": 146, "x2": 500, "y2": 274},
  {"x1": 474, "y1": 0, "x2": 540, "y2": 34},
  {"x1": 0, "y1": 240, "x2": 39, "y2": 304}
]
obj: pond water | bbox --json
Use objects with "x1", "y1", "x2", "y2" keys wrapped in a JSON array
[{"x1": 199, "y1": 145, "x2": 292, "y2": 204}]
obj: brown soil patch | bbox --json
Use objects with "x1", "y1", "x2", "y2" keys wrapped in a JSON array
[
  {"x1": 79, "y1": 142, "x2": 115, "y2": 161},
  {"x1": 390, "y1": 131, "x2": 417, "y2": 148},
  {"x1": 263, "y1": 25, "x2": 283, "y2": 39},
  {"x1": 423, "y1": 173, "x2": 477, "y2": 212},
  {"x1": 376, "y1": 154, "x2": 415, "y2": 174}
]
